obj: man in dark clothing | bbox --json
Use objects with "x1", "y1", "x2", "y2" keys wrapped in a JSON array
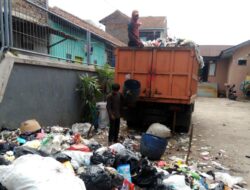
[
  {"x1": 106, "y1": 83, "x2": 122, "y2": 144},
  {"x1": 128, "y1": 10, "x2": 144, "y2": 47}
]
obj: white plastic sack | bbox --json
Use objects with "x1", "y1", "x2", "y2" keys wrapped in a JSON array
[
  {"x1": 62, "y1": 150, "x2": 93, "y2": 169},
  {"x1": 146, "y1": 123, "x2": 171, "y2": 138},
  {"x1": 0, "y1": 154, "x2": 86, "y2": 190},
  {"x1": 72, "y1": 123, "x2": 91, "y2": 136},
  {"x1": 109, "y1": 143, "x2": 126, "y2": 154},
  {"x1": 39, "y1": 134, "x2": 65, "y2": 154},
  {"x1": 215, "y1": 172, "x2": 244, "y2": 188},
  {"x1": 96, "y1": 102, "x2": 109, "y2": 128},
  {"x1": 163, "y1": 175, "x2": 191, "y2": 190}
]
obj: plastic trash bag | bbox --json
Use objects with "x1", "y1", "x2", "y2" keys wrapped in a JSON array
[
  {"x1": 39, "y1": 134, "x2": 65, "y2": 154},
  {"x1": 215, "y1": 172, "x2": 244, "y2": 188},
  {"x1": 86, "y1": 141, "x2": 101, "y2": 151},
  {"x1": 96, "y1": 102, "x2": 109, "y2": 128},
  {"x1": 62, "y1": 150, "x2": 93, "y2": 169},
  {"x1": 0, "y1": 154, "x2": 86, "y2": 190},
  {"x1": 23, "y1": 140, "x2": 41, "y2": 149},
  {"x1": 0, "y1": 142, "x2": 16, "y2": 154},
  {"x1": 72, "y1": 123, "x2": 91, "y2": 136},
  {"x1": 163, "y1": 175, "x2": 191, "y2": 190},
  {"x1": 0, "y1": 156, "x2": 10, "y2": 166},
  {"x1": 91, "y1": 148, "x2": 116, "y2": 166},
  {"x1": 67, "y1": 144, "x2": 90, "y2": 152},
  {"x1": 132, "y1": 158, "x2": 161, "y2": 188},
  {"x1": 109, "y1": 143, "x2": 126, "y2": 154},
  {"x1": 210, "y1": 181, "x2": 224, "y2": 190},
  {"x1": 53, "y1": 153, "x2": 72, "y2": 163},
  {"x1": 114, "y1": 149, "x2": 139, "y2": 175},
  {"x1": 117, "y1": 164, "x2": 132, "y2": 182},
  {"x1": 105, "y1": 167, "x2": 124, "y2": 189},
  {"x1": 121, "y1": 179, "x2": 135, "y2": 190},
  {"x1": 79, "y1": 165, "x2": 112, "y2": 190},
  {"x1": 0, "y1": 183, "x2": 7, "y2": 190},
  {"x1": 146, "y1": 123, "x2": 171, "y2": 138},
  {"x1": 14, "y1": 146, "x2": 49, "y2": 158}
]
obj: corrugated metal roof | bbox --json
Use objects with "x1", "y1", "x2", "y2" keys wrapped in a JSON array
[
  {"x1": 199, "y1": 45, "x2": 232, "y2": 57},
  {"x1": 220, "y1": 40, "x2": 250, "y2": 59},
  {"x1": 49, "y1": 7, "x2": 126, "y2": 47}
]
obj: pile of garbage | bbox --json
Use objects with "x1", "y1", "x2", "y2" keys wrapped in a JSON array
[
  {"x1": 0, "y1": 119, "x2": 247, "y2": 190},
  {"x1": 142, "y1": 37, "x2": 204, "y2": 68}
]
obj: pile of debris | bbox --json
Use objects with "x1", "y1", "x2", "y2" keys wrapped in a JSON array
[
  {"x1": 0, "y1": 119, "x2": 247, "y2": 190},
  {"x1": 142, "y1": 37, "x2": 204, "y2": 68}
]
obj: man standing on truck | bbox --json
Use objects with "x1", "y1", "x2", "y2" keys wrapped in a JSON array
[{"x1": 128, "y1": 10, "x2": 144, "y2": 47}]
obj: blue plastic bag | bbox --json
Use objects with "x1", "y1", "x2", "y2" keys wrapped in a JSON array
[{"x1": 117, "y1": 164, "x2": 132, "y2": 182}]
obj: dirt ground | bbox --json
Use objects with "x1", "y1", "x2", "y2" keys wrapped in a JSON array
[{"x1": 191, "y1": 97, "x2": 250, "y2": 186}]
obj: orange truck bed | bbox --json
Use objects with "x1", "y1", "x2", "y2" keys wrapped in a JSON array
[{"x1": 115, "y1": 47, "x2": 199, "y2": 105}]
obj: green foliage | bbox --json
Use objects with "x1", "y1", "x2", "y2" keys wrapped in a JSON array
[
  {"x1": 77, "y1": 74, "x2": 101, "y2": 123},
  {"x1": 95, "y1": 64, "x2": 114, "y2": 98}
]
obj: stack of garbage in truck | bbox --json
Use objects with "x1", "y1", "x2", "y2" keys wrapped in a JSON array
[
  {"x1": 142, "y1": 37, "x2": 204, "y2": 68},
  {"x1": 0, "y1": 120, "x2": 247, "y2": 190}
]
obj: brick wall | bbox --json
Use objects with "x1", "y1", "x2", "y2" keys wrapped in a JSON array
[{"x1": 12, "y1": 0, "x2": 48, "y2": 24}]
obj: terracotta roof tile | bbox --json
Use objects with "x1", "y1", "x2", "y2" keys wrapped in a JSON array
[
  {"x1": 139, "y1": 16, "x2": 167, "y2": 29},
  {"x1": 49, "y1": 7, "x2": 126, "y2": 47},
  {"x1": 100, "y1": 10, "x2": 129, "y2": 25}
]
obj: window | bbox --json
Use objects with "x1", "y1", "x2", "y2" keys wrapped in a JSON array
[
  {"x1": 21, "y1": 37, "x2": 34, "y2": 51},
  {"x1": 66, "y1": 53, "x2": 72, "y2": 60},
  {"x1": 66, "y1": 53, "x2": 72, "y2": 63},
  {"x1": 238, "y1": 58, "x2": 247, "y2": 66},
  {"x1": 139, "y1": 31, "x2": 161, "y2": 41},
  {"x1": 208, "y1": 62, "x2": 216, "y2": 76}
]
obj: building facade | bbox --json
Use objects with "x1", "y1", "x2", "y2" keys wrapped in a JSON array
[
  {"x1": 100, "y1": 10, "x2": 168, "y2": 45},
  {"x1": 49, "y1": 7, "x2": 125, "y2": 66},
  {"x1": 199, "y1": 41, "x2": 250, "y2": 98}
]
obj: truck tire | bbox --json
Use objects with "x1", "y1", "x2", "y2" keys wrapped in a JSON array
[
  {"x1": 175, "y1": 103, "x2": 194, "y2": 133},
  {"x1": 125, "y1": 106, "x2": 141, "y2": 129}
]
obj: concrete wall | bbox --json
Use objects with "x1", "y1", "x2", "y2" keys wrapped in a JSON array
[
  {"x1": 227, "y1": 45, "x2": 250, "y2": 97},
  {"x1": 0, "y1": 55, "x2": 96, "y2": 129},
  {"x1": 208, "y1": 59, "x2": 229, "y2": 95}
]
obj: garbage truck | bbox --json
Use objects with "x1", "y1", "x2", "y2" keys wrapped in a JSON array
[{"x1": 114, "y1": 47, "x2": 200, "y2": 132}]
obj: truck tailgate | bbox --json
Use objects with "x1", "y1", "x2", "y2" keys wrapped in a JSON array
[{"x1": 115, "y1": 47, "x2": 199, "y2": 104}]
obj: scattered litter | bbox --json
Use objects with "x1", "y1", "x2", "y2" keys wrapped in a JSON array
[
  {"x1": 200, "y1": 151, "x2": 210, "y2": 156},
  {"x1": 212, "y1": 161, "x2": 230, "y2": 171},
  {"x1": 0, "y1": 120, "x2": 247, "y2": 190},
  {"x1": 215, "y1": 172, "x2": 244, "y2": 188}
]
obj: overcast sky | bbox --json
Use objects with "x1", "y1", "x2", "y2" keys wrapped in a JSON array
[{"x1": 49, "y1": 0, "x2": 250, "y2": 45}]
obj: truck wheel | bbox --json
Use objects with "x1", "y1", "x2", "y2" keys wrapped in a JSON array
[
  {"x1": 176, "y1": 112, "x2": 192, "y2": 133},
  {"x1": 125, "y1": 106, "x2": 141, "y2": 129},
  {"x1": 175, "y1": 104, "x2": 193, "y2": 133}
]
